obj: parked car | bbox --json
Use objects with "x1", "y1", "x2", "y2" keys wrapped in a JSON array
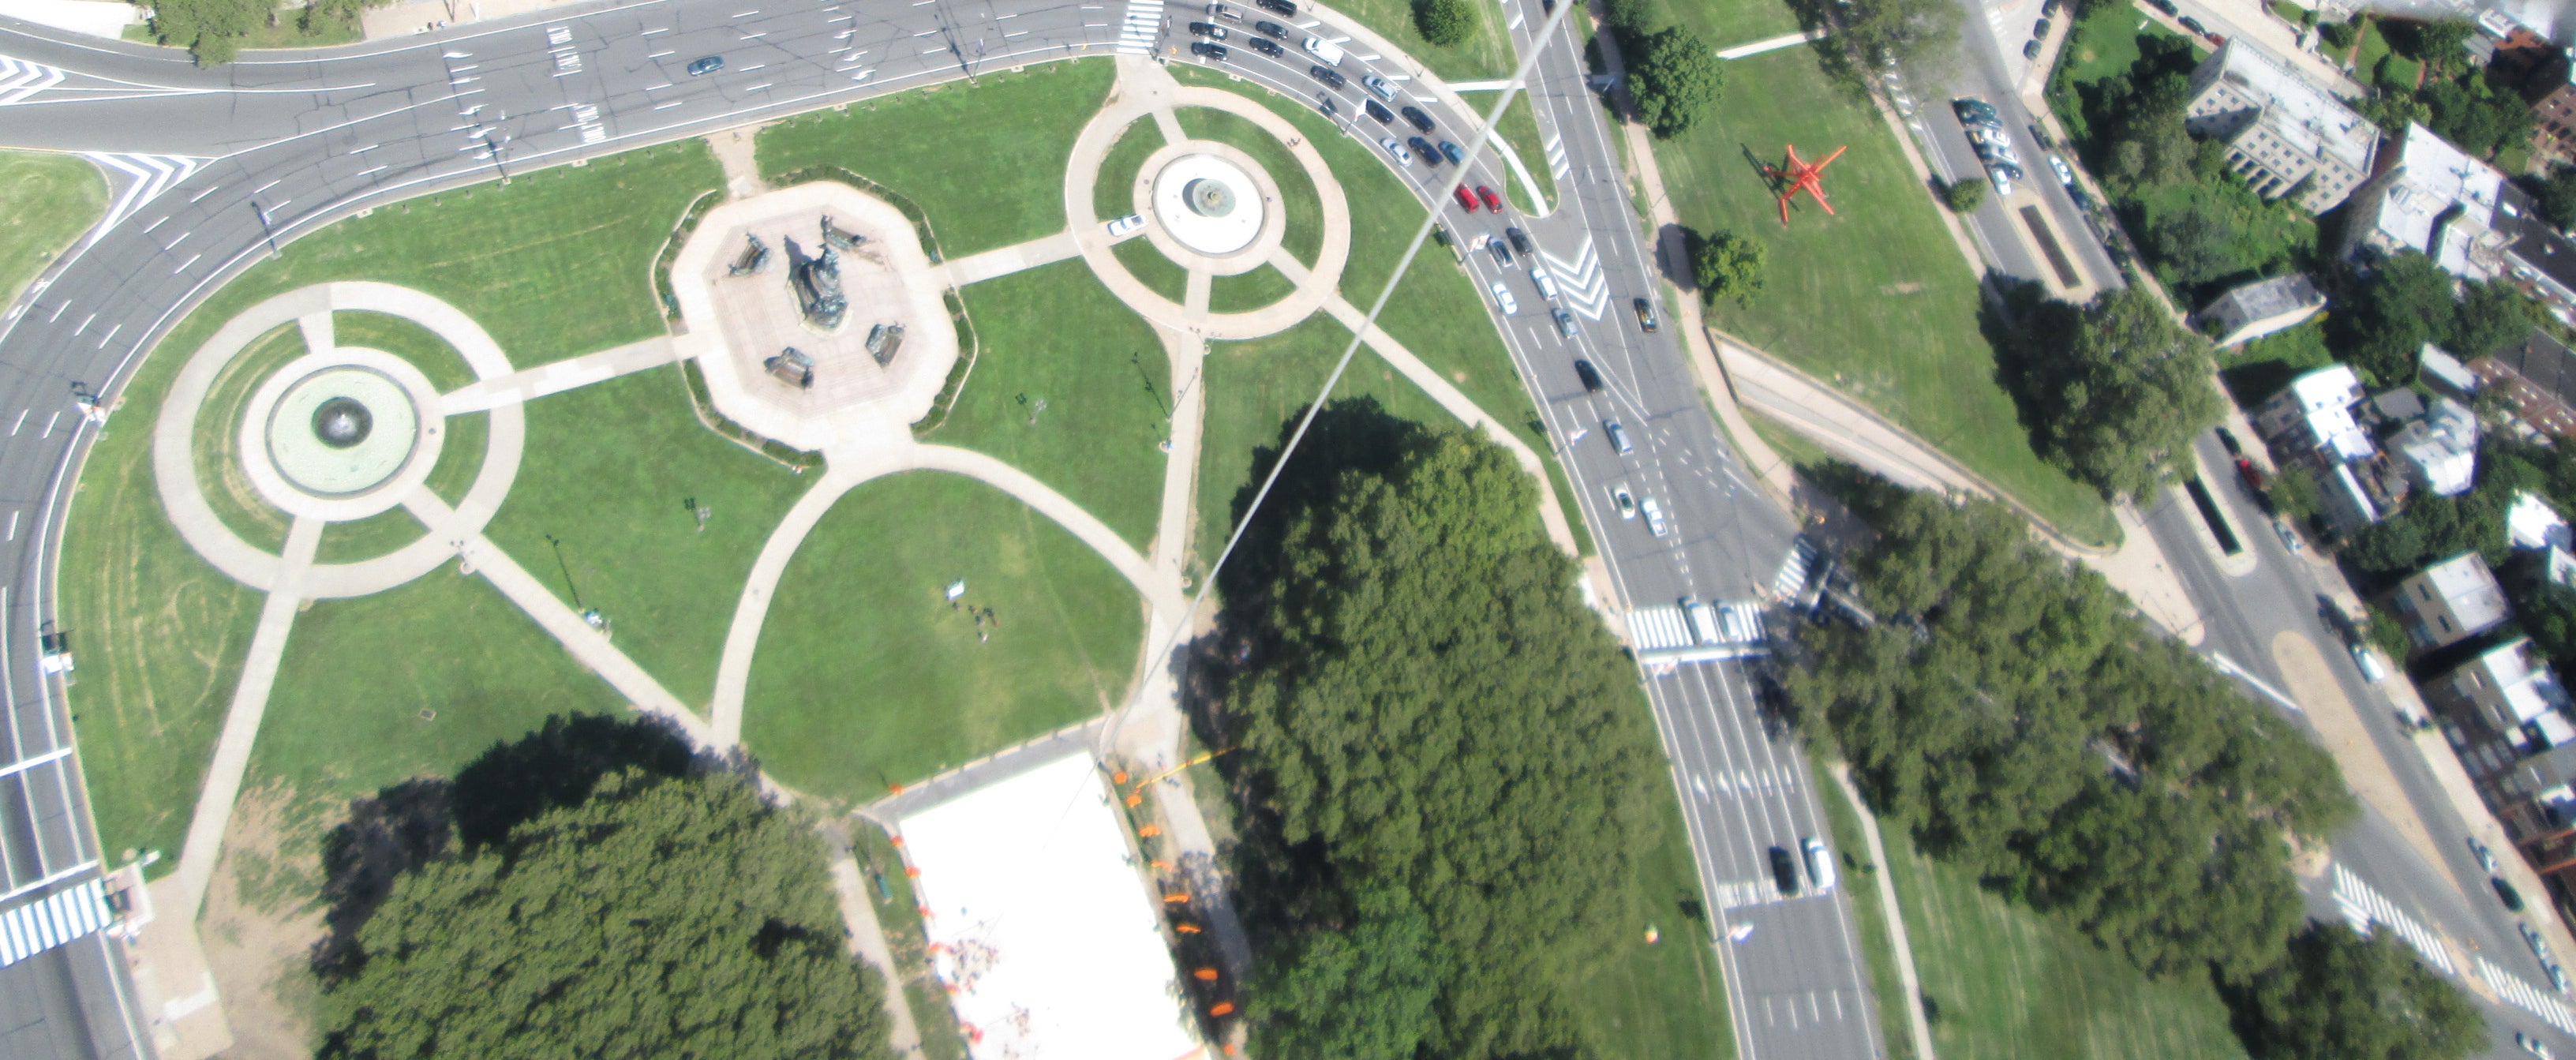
[
  {"x1": 2552, "y1": 964, "x2": 2569, "y2": 994},
  {"x1": 2525, "y1": 922, "x2": 2550, "y2": 962},
  {"x1": 2499, "y1": 876, "x2": 2529, "y2": 912},
  {"x1": 1245, "y1": 35, "x2": 1282, "y2": 56},
  {"x1": 1256, "y1": 0, "x2": 1295, "y2": 13},
  {"x1": 2350, "y1": 643, "x2": 2388, "y2": 683},
  {"x1": 2147, "y1": 0, "x2": 2175, "y2": 15},
  {"x1": 1553, "y1": 309, "x2": 1578, "y2": 338},
  {"x1": 1574, "y1": 358, "x2": 1603, "y2": 392},
  {"x1": 2215, "y1": 426, "x2": 2242, "y2": 455},
  {"x1": 1409, "y1": 136, "x2": 1438, "y2": 166},
  {"x1": 2521, "y1": 1031, "x2": 2553, "y2": 1059},
  {"x1": 2274, "y1": 518, "x2": 2302, "y2": 552},
  {"x1": 2178, "y1": 14, "x2": 2207, "y2": 35},
  {"x1": 1610, "y1": 481, "x2": 1636, "y2": 519},
  {"x1": 2049, "y1": 154, "x2": 2076, "y2": 186},
  {"x1": 1642, "y1": 495, "x2": 1668, "y2": 537},
  {"x1": 1769, "y1": 845, "x2": 1802, "y2": 896},
  {"x1": 1990, "y1": 169, "x2": 2014, "y2": 197},
  {"x1": 1308, "y1": 64, "x2": 1346, "y2": 88},
  {"x1": 1605, "y1": 418, "x2": 1633, "y2": 455},
  {"x1": 1364, "y1": 98, "x2": 1395, "y2": 124},
  {"x1": 1507, "y1": 227, "x2": 1533, "y2": 254},
  {"x1": 1188, "y1": 21, "x2": 1227, "y2": 38},
  {"x1": 687, "y1": 54, "x2": 724, "y2": 76},
  {"x1": 1633, "y1": 297, "x2": 1659, "y2": 332},
  {"x1": 1106, "y1": 214, "x2": 1146, "y2": 238},
  {"x1": 1477, "y1": 185, "x2": 1503, "y2": 211},
  {"x1": 1439, "y1": 140, "x2": 1465, "y2": 164},
  {"x1": 1363, "y1": 73, "x2": 1396, "y2": 100},
  {"x1": 1400, "y1": 105, "x2": 1436, "y2": 133},
  {"x1": 2473, "y1": 838, "x2": 2500, "y2": 874},
  {"x1": 1488, "y1": 236, "x2": 1513, "y2": 267},
  {"x1": 1453, "y1": 185, "x2": 1480, "y2": 212},
  {"x1": 1378, "y1": 137, "x2": 1410, "y2": 164},
  {"x1": 1803, "y1": 837, "x2": 1837, "y2": 893},
  {"x1": 2032, "y1": 17, "x2": 2050, "y2": 37},
  {"x1": 1953, "y1": 97, "x2": 2001, "y2": 128},
  {"x1": 1488, "y1": 279, "x2": 1517, "y2": 316},
  {"x1": 1190, "y1": 41, "x2": 1229, "y2": 59}
]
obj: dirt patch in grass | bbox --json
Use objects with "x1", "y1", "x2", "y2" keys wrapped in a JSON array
[{"x1": 199, "y1": 783, "x2": 328, "y2": 1060}]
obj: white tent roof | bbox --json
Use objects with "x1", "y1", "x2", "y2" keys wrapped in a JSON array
[{"x1": 899, "y1": 751, "x2": 1204, "y2": 1060}]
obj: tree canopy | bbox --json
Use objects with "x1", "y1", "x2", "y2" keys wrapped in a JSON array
[
  {"x1": 1220, "y1": 407, "x2": 1664, "y2": 1060},
  {"x1": 1627, "y1": 27, "x2": 1723, "y2": 139},
  {"x1": 1413, "y1": 0, "x2": 1477, "y2": 47},
  {"x1": 2237, "y1": 923, "x2": 2487, "y2": 1060},
  {"x1": 2003, "y1": 285, "x2": 2225, "y2": 500},
  {"x1": 1786, "y1": 491, "x2": 2353, "y2": 981},
  {"x1": 1690, "y1": 228, "x2": 1769, "y2": 306},
  {"x1": 2327, "y1": 251, "x2": 2543, "y2": 384},
  {"x1": 1837, "y1": 0, "x2": 1962, "y2": 73},
  {"x1": 319, "y1": 765, "x2": 889, "y2": 1060}
]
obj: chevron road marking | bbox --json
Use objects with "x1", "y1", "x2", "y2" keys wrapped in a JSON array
[
  {"x1": 1537, "y1": 236, "x2": 1608, "y2": 320},
  {"x1": 0, "y1": 55, "x2": 66, "y2": 107},
  {"x1": 1117, "y1": 0, "x2": 1164, "y2": 53},
  {"x1": 78, "y1": 152, "x2": 205, "y2": 242}
]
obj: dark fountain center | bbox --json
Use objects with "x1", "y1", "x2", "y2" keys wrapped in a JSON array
[{"x1": 312, "y1": 396, "x2": 373, "y2": 449}]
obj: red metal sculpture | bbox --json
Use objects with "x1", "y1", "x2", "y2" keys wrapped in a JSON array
[{"x1": 1765, "y1": 144, "x2": 1848, "y2": 226}]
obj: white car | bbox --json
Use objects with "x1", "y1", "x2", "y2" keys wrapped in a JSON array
[
  {"x1": 1302, "y1": 35, "x2": 1344, "y2": 64},
  {"x1": 1106, "y1": 214, "x2": 1146, "y2": 238},
  {"x1": 2349, "y1": 642, "x2": 2388, "y2": 683},
  {"x1": 1380, "y1": 137, "x2": 1411, "y2": 165},
  {"x1": 1363, "y1": 73, "x2": 1396, "y2": 100},
  {"x1": 2049, "y1": 153, "x2": 2076, "y2": 186},
  {"x1": 2474, "y1": 838, "x2": 2500, "y2": 874},
  {"x1": 1802, "y1": 836, "x2": 1837, "y2": 893},
  {"x1": 1641, "y1": 495, "x2": 1668, "y2": 537},
  {"x1": 1990, "y1": 170, "x2": 2014, "y2": 197},
  {"x1": 1530, "y1": 265, "x2": 1559, "y2": 301},
  {"x1": 1611, "y1": 483, "x2": 1636, "y2": 519},
  {"x1": 1488, "y1": 280, "x2": 1517, "y2": 316}
]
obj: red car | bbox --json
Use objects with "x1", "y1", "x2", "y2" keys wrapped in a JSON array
[
  {"x1": 1476, "y1": 185, "x2": 1503, "y2": 212},
  {"x1": 1452, "y1": 185, "x2": 1479, "y2": 212}
]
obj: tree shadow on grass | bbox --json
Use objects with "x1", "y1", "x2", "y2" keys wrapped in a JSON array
[{"x1": 310, "y1": 713, "x2": 708, "y2": 983}]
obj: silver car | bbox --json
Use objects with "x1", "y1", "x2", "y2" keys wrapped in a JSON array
[{"x1": 1641, "y1": 496, "x2": 1668, "y2": 537}]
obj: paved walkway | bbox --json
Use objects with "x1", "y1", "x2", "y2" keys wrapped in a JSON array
[
  {"x1": 1715, "y1": 29, "x2": 1826, "y2": 59},
  {"x1": 440, "y1": 336, "x2": 679, "y2": 414},
  {"x1": 937, "y1": 231, "x2": 1085, "y2": 288},
  {"x1": 822, "y1": 822, "x2": 927, "y2": 1057},
  {"x1": 1830, "y1": 764, "x2": 1938, "y2": 1060}
]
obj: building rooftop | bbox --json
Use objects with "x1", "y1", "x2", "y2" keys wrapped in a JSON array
[
  {"x1": 2394, "y1": 395, "x2": 2481, "y2": 496},
  {"x1": 2199, "y1": 273, "x2": 2324, "y2": 324},
  {"x1": 2489, "y1": 328, "x2": 2576, "y2": 406},
  {"x1": 2510, "y1": 492, "x2": 2573, "y2": 552},
  {"x1": 2471, "y1": 639, "x2": 2576, "y2": 748},
  {"x1": 2421, "y1": 344, "x2": 2479, "y2": 398},
  {"x1": 2361, "y1": 125, "x2": 2513, "y2": 279},
  {"x1": 2197, "y1": 42, "x2": 2379, "y2": 174},
  {"x1": 2510, "y1": 223, "x2": 2576, "y2": 297},
  {"x1": 2276, "y1": 365, "x2": 2375, "y2": 461},
  {"x1": 2421, "y1": 551, "x2": 2513, "y2": 634}
]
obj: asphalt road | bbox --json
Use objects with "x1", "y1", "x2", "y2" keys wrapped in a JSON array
[{"x1": 0, "y1": 1, "x2": 1875, "y2": 1057}]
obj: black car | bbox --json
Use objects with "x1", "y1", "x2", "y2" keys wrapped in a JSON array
[
  {"x1": 2031, "y1": 17, "x2": 2049, "y2": 36},
  {"x1": 1505, "y1": 227, "x2": 1532, "y2": 254},
  {"x1": 1488, "y1": 238, "x2": 1514, "y2": 267},
  {"x1": 2023, "y1": 39, "x2": 2042, "y2": 58},
  {"x1": 2497, "y1": 876, "x2": 2529, "y2": 912},
  {"x1": 1364, "y1": 98, "x2": 1395, "y2": 125},
  {"x1": 687, "y1": 54, "x2": 724, "y2": 76},
  {"x1": 1256, "y1": 0, "x2": 1296, "y2": 14},
  {"x1": 1631, "y1": 297, "x2": 1658, "y2": 332},
  {"x1": 1409, "y1": 136, "x2": 1440, "y2": 166},
  {"x1": 2215, "y1": 427, "x2": 2242, "y2": 456},
  {"x1": 1188, "y1": 21, "x2": 1226, "y2": 38},
  {"x1": 1254, "y1": 19, "x2": 1288, "y2": 36},
  {"x1": 1573, "y1": 358, "x2": 1603, "y2": 392},
  {"x1": 1769, "y1": 846, "x2": 1803, "y2": 897},
  {"x1": 1309, "y1": 64, "x2": 1346, "y2": 88},
  {"x1": 1246, "y1": 36, "x2": 1282, "y2": 55},
  {"x1": 1399, "y1": 105, "x2": 1436, "y2": 133},
  {"x1": 1191, "y1": 41, "x2": 1230, "y2": 60},
  {"x1": 2147, "y1": 0, "x2": 2175, "y2": 13},
  {"x1": 2177, "y1": 15, "x2": 2206, "y2": 35}
]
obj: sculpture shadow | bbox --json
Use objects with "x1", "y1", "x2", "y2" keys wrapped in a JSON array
[{"x1": 309, "y1": 713, "x2": 703, "y2": 983}]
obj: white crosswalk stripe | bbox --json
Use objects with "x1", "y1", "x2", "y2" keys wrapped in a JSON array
[
  {"x1": 0, "y1": 55, "x2": 66, "y2": 107},
  {"x1": 1772, "y1": 537, "x2": 1817, "y2": 600},
  {"x1": 1544, "y1": 133, "x2": 1569, "y2": 180},
  {"x1": 2481, "y1": 957, "x2": 2576, "y2": 1036},
  {"x1": 1536, "y1": 236, "x2": 1608, "y2": 320},
  {"x1": 1710, "y1": 878, "x2": 1768, "y2": 908},
  {"x1": 0, "y1": 880, "x2": 110, "y2": 968},
  {"x1": 2331, "y1": 863, "x2": 2457, "y2": 977},
  {"x1": 1117, "y1": 0, "x2": 1164, "y2": 54},
  {"x1": 78, "y1": 152, "x2": 204, "y2": 242}
]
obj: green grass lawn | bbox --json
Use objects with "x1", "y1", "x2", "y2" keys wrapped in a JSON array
[
  {"x1": 2218, "y1": 318, "x2": 2334, "y2": 406},
  {"x1": 1642, "y1": 39, "x2": 2117, "y2": 544},
  {"x1": 1881, "y1": 822, "x2": 2251, "y2": 1060},
  {"x1": 1297, "y1": 0, "x2": 1515, "y2": 83},
  {"x1": 314, "y1": 411, "x2": 490, "y2": 564},
  {"x1": 245, "y1": 571, "x2": 630, "y2": 843},
  {"x1": 2354, "y1": 15, "x2": 2392, "y2": 72},
  {"x1": 1194, "y1": 314, "x2": 1455, "y2": 564},
  {"x1": 1174, "y1": 107, "x2": 1324, "y2": 265},
  {"x1": 1095, "y1": 117, "x2": 1163, "y2": 222},
  {"x1": 1458, "y1": 90, "x2": 1557, "y2": 214},
  {"x1": 1558, "y1": 777, "x2": 1738, "y2": 1059},
  {"x1": 931, "y1": 259, "x2": 1171, "y2": 550},
  {"x1": 0, "y1": 151, "x2": 103, "y2": 305},
  {"x1": 757, "y1": 61, "x2": 1113, "y2": 260},
  {"x1": 65, "y1": 144, "x2": 721, "y2": 874},
  {"x1": 192, "y1": 324, "x2": 307, "y2": 553},
  {"x1": 1810, "y1": 760, "x2": 1920, "y2": 1060},
  {"x1": 1114, "y1": 237, "x2": 1190, "y2": 302},
  {"x1": 741, "y1": 472, "x2": 1144, "y2": 802},
  {"x1": 2124, "y1": 177, "x2": 2318, "y2": 302},
  {"x1": 333, "y1": 310, "x2": 476, "y2": 391},
  {"x1": 1208, "y1": 263, "x2": 1299, "y2": 312},
  {"x1": 2059, "y1": 3, "x2": 2157, "y2": 84},
  {"x1": 481, "y1": 368, "x2": 808, "y2": 709}
]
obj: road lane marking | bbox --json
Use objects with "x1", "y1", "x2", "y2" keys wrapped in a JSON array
[
  {"x1": 39, "y1": 411, "x2": 57, "y2": 438},
  {"x1": 12, "y1": 410, "x2": 27, "y2": 436}
]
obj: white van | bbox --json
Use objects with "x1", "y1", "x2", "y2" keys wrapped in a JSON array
[
  {"x1": 1683, "y1": 598, "x2": 1718, "y2": 645},
  {"x1": 1802, "y1": 837, "x2": 1837, "y2": 893},
  {"x1": 1303, "y1": 35, "x2": 1346, "y2": 65}
]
